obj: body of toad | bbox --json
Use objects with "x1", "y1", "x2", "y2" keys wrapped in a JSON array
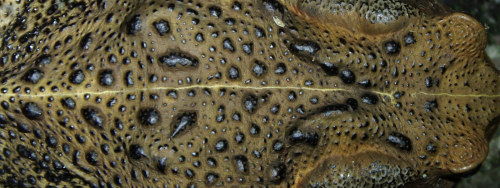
[{"x1": 0, "y1": 0, "x2": 498, "y2": 187}]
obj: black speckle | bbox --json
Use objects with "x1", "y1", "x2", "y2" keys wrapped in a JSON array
[
  {"x1": 361, "y1": 93, "x2": 379, "y2": 105},
  {"x1": 215, "y1": 139, "x2": 228, "y2": 152},
  {"x1": 233, "y1": 155, "x2": 248, "y2": 173},
  {"x1": 255, "y1": 26, "x2": 265, "y2": 38},
  {"x1": 425, "y1": 77, "x2": 433, "y2": 88},
  {"x1": 170, "y1": 112, "x2": 197, "y2": 138},
  {"x1": 274, "y1": 63, "x2": 287, "y2": 74},
  {"x1": 424, "y1": 100, "x2": 438, "y2": 112},
  {"x1": 46, "y1": 136, "x2": 58, "y2": 148},
  {"x1": 22, "y1": 102, "x2": 43, "y2": 120},
  {"x1": 242, "y1": 42, "x2": 253, "y2": 55},
  {"x1": 16, "y1": 145, "x2": 37, "y2": 161},
  {"x1": 69, "y1": 70, "x2": 85, "y2": 84},
  {"x1": 320, "y1": 62, "x2": 338, "y2": 76},
  {"x1": 126, "y1": 15, "x2": 142, "y2": 35},
  {"x1": 426, "y1": 142, "x2": 437, "y2": 153},
  {"x1": 81, "y1": 107, "x2": 105, "y2": 129},
  {"x1": 384, "y1": 40, "x2": 401, "y2": 55},
  {"x1": 268, "y1": 162, "x2": 286, "y2": 184},
  {"x1": 223, "y1": 38, "x2": 235, "y2": 52},
  {"x1": 153, "y1": 19, "x2": 170, "y2": 36},
  {"x1": 85, "y1": 151, "x2": 99, "y2": 165},
  {"x1": 289, "y1": 128, "x2": 319, "y2": 146},
  {"x1": 138, "y1": 108, "x2": 160, "y2": 126},
  {"x1": 208, "y1": 6, "x2": 222, "y2": 17},
  {"x1": 195, "y1": 33, "x2": 204, "y2": 42},
  {"x1": 98, "y1": 69, "x2": 114, "y2": 86},
  {"x1": 250, "y1": 124, "x2": 261, "y2": 135},
  {"x1": 129, "y1": 144, "x2": 146, "y2": 160},
  {"x1": 345, "y1": 98, "x2": 358, "y2": 110},
  {"x1": 235, "y1": 132, "x2": 245, "y2": 144},
  {"x1": 61, "y1": 97, "x2": 76, "y2": 109},
  {"x1": 252, "y1": 60, "x2": 267, "y2": 77},
  {"x1": 228, "y1": 66, "x2": 240, "y2": 79},
  {"x1": 243, "y1": 94, "x2": 258, "y2": 113},
  {"x1": 205, "y1": 172, "x2": 219, "y2": 185},
  {"x1": 404, "y1": 33, "x2": 415, "y2": 45},
  {"x1": 273, "y1": 140, "x2": 284, "y2": 151},
  {"x1": 386, "y1": 132, "x2": 412, "y2": 151},
  {"x1": 159, "y1": 53, "x2": 198, "y2": 67},
  {"x1": 80, "y1": 33, "x2": 92, "y2": 50},
  {"x1": 289, "y1": 40, "x2": 320, "y2": 58},
  {"x1": 340, "y1": 69, "x2": 356, "y2": 84},
  {"x1": 23, "y1": 68, "x2": 43, "y2": 84}
]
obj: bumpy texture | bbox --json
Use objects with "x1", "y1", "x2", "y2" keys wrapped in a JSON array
[{"x1": 0, "y1": 0, "x2": 498, "y2": 187}]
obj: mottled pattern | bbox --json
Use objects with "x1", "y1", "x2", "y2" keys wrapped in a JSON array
[{"x1": 0, "y1": 0, "x2": 499, "y2": 187}]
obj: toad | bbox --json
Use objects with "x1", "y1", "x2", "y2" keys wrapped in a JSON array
[{"x1": 0, "y1": 0, "x2": 498, "y2": 187}]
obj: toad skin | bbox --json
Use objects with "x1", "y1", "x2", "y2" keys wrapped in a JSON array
[{"x1": 0, "y1": 0, "x2": 499, "y2": 187}]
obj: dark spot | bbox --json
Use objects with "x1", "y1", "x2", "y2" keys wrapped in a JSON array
[
  {"x1": 233, "y1": 155, "x2": 248, "y2": 173},
  {"x1": 268, "y1": 162, "x2": 286, "y2": 184},
  {"x1": 255, "y1": 26, "x2": 265, "y2": 38},
  {"x1": 186, "y1": 169, "x2": 195, "y2": 178},
  {"x1": 340, "y1": 69, "x2": 356, "y2": 84},
  {"x1": 424, "y1": 100, "x2": 438, "y2": 112},
  {"x1": 61, "y1": 97, "x2": 76, "y2": 109},
  {"x1": 129, "y1": 144, "x2": 146, "y2": 160},
  {"x1": 98, "y1": 69, "x2": 114, "y2": 86},
  {"x1": 252, "y1": 60, "x2": 267, "y2": 77},
  {"x1": 215, "y1": 139, "x2": 228, "y2": 152},
  {"x1": 223, "y1": 38, "x2": 235, "y2": 52},
  {"x1": 270, "y1": 104, "x2": 280, "y2": 114},
  {"x1": 242, "y1": 42, "x2": 253, "y2": 55},
  {"x1": 23, "y1": 68, "x2": 43, "y2": 84},
  {"x1": 235, "y1": 132, "x2": 245, "y2": 144},
  {"x1": 125, "y1": 71, "x2": 134, "y2": 86},
  {"x1": 36, "y1": 54, "x2": 52, "y2": 66},
  {"x1": 126, "y1": 15, "x2": 142, "y2": 35},
  {"x1": 22, "y1": 102, "x2": 43, "y2": 120},
  {"x1": 170, "y1": 111, "x2": 197, "y2": 138},
  {"x1": 228, "y1": 66, "x2": 240, "y2": 79},
  {"x1": 345, "y1": 98, "x2": 358, "y2": 110},
  {"x1": 69, "y1": 70, "x2": 85, "y2": 84},
  {"x1": 358, "y1": 79, "x2": 371, "y2": 88},
  {"x1": 274, "y1": 63, "x2": 287, "y2": 74},
  {"x1": 243, "y1": 94, "x2": 258, "y2": 113},
  {"x1": 80, "y1": 33, "x2": 92, "y2": 50},
  {"x1": 208, "y1": 6, "x2": 222, "y2": 17},
  {"x1": 263, "y1": 0, "x2": 284, "y2": 13},
  {"x1": 81, "y1": 107, "x2": 105, "y2": 129},
  {"x1": 320, "y1": 62, "x2": 338, "y2": 76},
  {"x1": 250, "y1": 124, "x2": 261, "y2": 135},
  {"x1": 426, "y1": 142, "x2": 437, "y2": 153},
  {"x1": 384, "y1": 40, "x2": 401, "y2": 55},
  {"x1": 195, "y1": 33, "x2": 204, "y2": 42},
  {"x1": 205, "y1": 172, "x2": 219, "y2": 185},
  {"x1": 138, "y1": 108, "x2": 160, "y2": 126},
  {"x1": 361, "y1": 93, "x2": 379, "y2": 105},
  {"x1": 425, "y1": 77, "x2": 433, "y2": 88},
  {"x1": 207, "y1": 157, "x2": 217, "y2": 167},
  {"x1": 16, "y1": 145, "x2": 37, "y2": 161},
  {"x1": 159, "y1": 53, "x2": 198, "y2": 67},
  {"x1": 16, "y1": 123, "x2": 30, "y2": 133},
  {"x1": 46, "y1": 136, "x2": 58, "y2": 148},
  {"x1": 386, "y1": 132, "x2": 412, "y2": 151},
  {"x1": 85, "y1": 151, "x2": 99, "y2": 165},
  {"x1": 273, "y1": 140, "x2": 284, "y2": 151},
  {"x1": 153, "y1": 19, "x2": 170, "y2": 36},
  {"x1": 157, "y1": 157, "x2": 167, "y2": 173},
  {"x1": 288, "y1": 128, "x2": 319, "y2": 146},
  {"x1": 289, "y1": 40, "x2": 320, "y2": 58},
  {"x1": 404, "y1": 33, "x2": 415, "y2": 45}
]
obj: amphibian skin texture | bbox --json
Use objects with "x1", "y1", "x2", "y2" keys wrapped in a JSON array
[{"x1": 0, "y1": 0, "x2": 498, "y2": 187}]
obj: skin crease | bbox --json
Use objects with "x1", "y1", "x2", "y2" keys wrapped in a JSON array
[{"x1": 0, "y1": 0, "x2": 498, "y2": 187}]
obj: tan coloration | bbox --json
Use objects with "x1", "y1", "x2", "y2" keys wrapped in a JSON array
[{"x1": 0, "y1": 0, "x2": 498, "y2": 187}]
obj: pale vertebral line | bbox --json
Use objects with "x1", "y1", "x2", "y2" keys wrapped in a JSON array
[{"x1": 0, "y1": 85, "x2": 498, "y2": 98}]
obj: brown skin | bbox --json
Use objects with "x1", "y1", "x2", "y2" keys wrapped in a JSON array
[{"x1": 0, "y1": 0, "x2": 498, "y2": 187}]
